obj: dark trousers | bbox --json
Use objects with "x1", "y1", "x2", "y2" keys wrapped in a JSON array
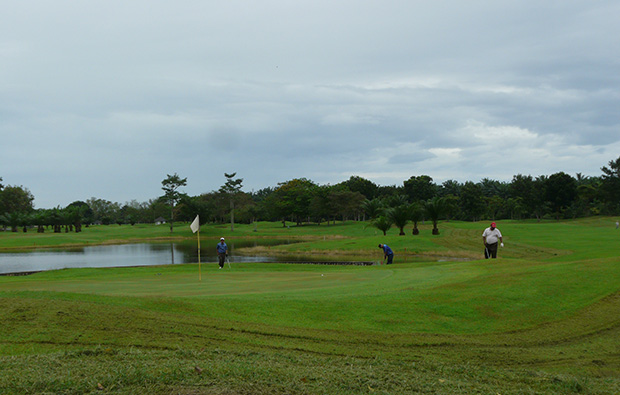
[
  {"x1": 218, "y1": 254, "x2": 226, "y2": 268},
  {"x1": 485, "y1": 242, "x2": 498, "y2": 259},
  {"x1": 386, "y1": 253, "x2": 394, "y2": 264}
]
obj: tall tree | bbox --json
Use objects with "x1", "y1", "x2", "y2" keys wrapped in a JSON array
[
  {"x1": 479, "y1": 178, "x2": 508, "y2": 198},
  {"x1": 66, "y1": 201, "x2": 92, "y2": 230},
  {"x1": 268, "y1": 178, "x2": 318, "y2": 226},
  {"x1": 509, "y1": 174, "x2": 536, "y2": 218},
  {"x1": 161, "y1": 173, "x2": 187, "y2": 232},
  {"x1": 544, "y1": 172, "x2": 577, "y2": 220},
  {"x1": 459, "y1": 182, "x2": 485, "y2": 221},
  {"x1": 219, "y1": 172, "x2": 244, "y2": 231},
  {"x1": 403, "y1": 175, "x2": 437, "y2": 202},
  {"x1": 439, "y1": 179, "x2": 462, "y2": 197},
  {"x1": 342, "y1": 176, "x2": 379, "y2": 200},
  {"x1": 442, "y1": 195, "x2": 460, "y2": 221},
  {"x1": 376, "y1": 184, "x2": 403, "y2": 199},
  {"x1": 0, "y1": 185, "x2": 34, "y2": 215},
  {"x1": 574, "y1": 183, "x2": 598, "y2": 217},
  {"x1": 532, "y1": 176, "x2": 549, "y2": 221},
  {"x1": 85, "y1": 197, "x2": 121, "y2": 225},
  {"x1": 309, "y1": 185, "x2": 332, "y2": 225},
  {"x1": 600, "y1": 156, "x2": 620, "y2": 214},
  {"x1": 485, "y1": 196, "x2": 505, "y2": 221},
  {"x1": 328, "y1": 189, "x2": 366, "y2": 222}
]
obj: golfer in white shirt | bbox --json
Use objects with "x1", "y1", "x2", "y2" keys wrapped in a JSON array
[{"x1": 482, "y1": 222, "x2": 504, "y2": 259}]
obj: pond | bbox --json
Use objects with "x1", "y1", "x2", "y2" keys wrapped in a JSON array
[{"x1": 0, "y1": 240, "x2": 382, "y2": 275}]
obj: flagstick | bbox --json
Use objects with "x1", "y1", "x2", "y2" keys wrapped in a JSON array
[
  {"x1": 197, "y1": 228, "x2": 201, "y2": 281},
  {"x1": 190, "y1": 215, "x2": 201, "y2": 281}
]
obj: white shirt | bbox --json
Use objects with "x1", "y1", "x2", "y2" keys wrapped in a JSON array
[{"x1": 482, "y1": 227, "x2": 502, "y2": 244}]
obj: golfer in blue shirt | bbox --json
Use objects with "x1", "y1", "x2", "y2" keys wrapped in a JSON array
[
  {"x1": 216, "y1": 237, "x2": 228, "y2": 269},
  {"x1": 378, "y1": 244, "x2": 394, "y2": 264}
]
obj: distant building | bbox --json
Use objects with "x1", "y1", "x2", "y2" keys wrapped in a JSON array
[{"x1": 154, "y1": 217, "x2": 166, "y2": 225}]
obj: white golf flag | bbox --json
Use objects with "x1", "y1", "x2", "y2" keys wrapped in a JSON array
[{"x1": 190, "y1": 215, "x2": 200, "y2": 233}]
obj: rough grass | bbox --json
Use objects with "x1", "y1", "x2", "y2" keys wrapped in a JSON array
[{"x1": 1, "y1": 218, "x2": 620, "y2": 393}]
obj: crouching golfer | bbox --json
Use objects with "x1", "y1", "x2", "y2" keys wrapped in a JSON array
[
  {"x1": 216, "y1": 237, "x2": 228, "y2": 269},
  {"x1": 482, "y1": 222, "x2": 504, "y2": 259},
  {"x1": 379, "y1": 244, "x2": 394, "y2": 264}
]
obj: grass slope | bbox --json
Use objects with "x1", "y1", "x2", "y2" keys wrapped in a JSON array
[{"x1": 1, "y1": 218, "x2": 620, "y2": 394}]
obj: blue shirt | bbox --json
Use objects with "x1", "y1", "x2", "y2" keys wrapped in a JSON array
[
  {"x1": 216, "y1": 242, "x2": 228, "y2": 254},
  {"x1": 382, "y1": 245, "x2": 393, "y2": 255}
]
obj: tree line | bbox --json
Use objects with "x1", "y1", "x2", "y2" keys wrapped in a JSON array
[{"x1": 1, "y1": 156, "x2": 620, "y2": 233}]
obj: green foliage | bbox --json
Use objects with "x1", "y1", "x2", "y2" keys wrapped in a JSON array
[
  {"x1": 459, "y1": 181, "x2": 486, "y2": 221},
  {"x1": 161, "y1": 173, "x2": 187, "y2": 232},
  {"x1": 329, "y1": 188, "x2": 366, "y2": 222},
  {"x1": 4, "y1": 155, "x2": 620, "y2": 233},
  {"x1": 4, "y1": 211, "x2": 22, "y2": 232},
  {"x1": 267, "y1": 178, "x2": 318, "y2": 225},
  {"x1": 219, "y1": 172, "x2": 243, "y2": 195},
  {"x1": 340, "y1": 175, "x2": 378, "y2": 200},
  {"x1": 545, "y1": 172, "x2": 578, "y2": 219},
  {"x1": 388, "y1": 204, "x2": 410, "y2": 235},
  {"x1": 600, "y1": 156, "x2": 620, "y2": 214},
  {"x1": 361, "y1": 198, "x2": 384, "y2": 220},
  {"x1": 0, "y1": 184, "x2": 34, "y2": 216},
  {"x1": 424, "y1": 197, "x2": 446, "y2": 235},
  {"x1": 410, "y1": 201, "x2": 423, "y2": 234},
  {"x1": 403, "y1": 174, "x2": 437, "y2": 201},
  {"x1": 371, "y1": 215, "x2": 393, "y2": 236},
  {"x1": 220, "y1": 172, "x2": 244, "y2": 231}
]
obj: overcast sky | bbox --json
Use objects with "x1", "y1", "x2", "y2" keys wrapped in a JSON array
[{"x1": 2, "y1": 1, "x2": 619, "y2": 209}]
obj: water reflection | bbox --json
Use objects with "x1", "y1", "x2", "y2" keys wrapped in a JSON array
[
  {"x1": 0, "y1": 241, "x2": 276, "y2": 274},
  {"x1": 0, "y1": 240, "x2": 443, "y2": 275},
  {"x1": 0, "y1": 239, "x2": 339, "y2": 274}
]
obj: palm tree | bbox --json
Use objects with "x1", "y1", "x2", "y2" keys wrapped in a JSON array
[
  {"x1": 49, "y1": 208, "x2": 63, "y2": 233},
  {"x1": 58, "y1": 208, "x2": 73, "y2": 232},
  {"x1": 19, "y1": 212, "x2": 32, "y2": 232},
  {"x1": 371, "y1": 214, "x2": 393, "y2": 236},
  {"x1": 65, "y1": 205, "x2": 86, "y2": 233},
  {"x1": 386, "y1": 194, "x2": 409, "y2": 208},
  {"x1": 33, "y1": 210, "x2": 48, "y2": 233},
  {"x1": 410, "y1": 202, "x2": 423, "y2": 235},
  {"x1": 389, "y1": 204, "x2": 411, "y2": 235},
  {"x1": 6, "y1": 212, "x2": 22, "y2": 232},
  {"x1": 361, "y1": 198, "x2": 384, "y2": 220},
  {"x1": 425, "y1": 197, "x2": 446, "y2": 235}
]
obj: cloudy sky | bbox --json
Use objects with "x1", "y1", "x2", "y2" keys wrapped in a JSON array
[{"x1": 2, "y1": 1, "x2": 619, "y2": 209}]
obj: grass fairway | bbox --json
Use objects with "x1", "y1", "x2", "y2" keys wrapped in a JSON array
[{"x1": 1, "y1": 219, "x2": 620, "y2": 394}]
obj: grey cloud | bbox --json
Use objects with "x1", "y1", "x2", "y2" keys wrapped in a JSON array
[{"x1": 1, "y1": 1, "x2": 619, "y2": 208}]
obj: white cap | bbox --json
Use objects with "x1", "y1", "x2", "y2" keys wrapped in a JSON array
[{"x1": 220, "y1": 237, "x2": 225, "y2": 240}]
